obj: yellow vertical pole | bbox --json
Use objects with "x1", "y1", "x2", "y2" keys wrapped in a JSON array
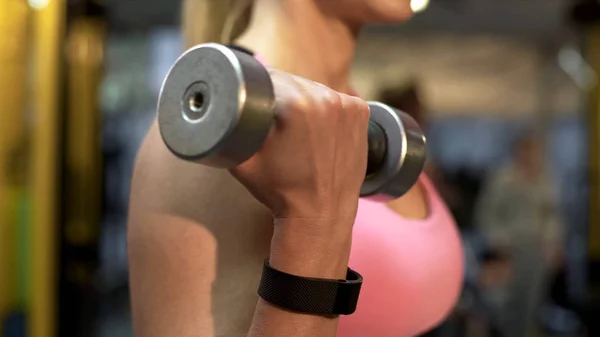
[
  {"x1": 587, "y1": 25, "x2": 600, "y2": 261},
  {"x1": 65, "y1": 16, "x2": 105, "y2": 248},
  {"x1": 0, "y1": 0, "x2": 30, "y2": 319},
  {"x1": 30, "y1": 0, "x2": 65, "y2": 336},
  {"x1": 56, "y1": 15, "x2": 106, "y2": 334}
]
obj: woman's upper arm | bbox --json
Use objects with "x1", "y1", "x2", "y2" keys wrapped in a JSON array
[
  {"x1": 127, "y1": 211, "x2": 218, "y2": 336},
  {"x1": 127, "y1": 121, "x2": 273, "y2": 336}
]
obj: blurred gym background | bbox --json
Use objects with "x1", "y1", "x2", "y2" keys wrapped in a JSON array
[{"x1": 1, "y1": 0, "x2": 600, "y2": 336}]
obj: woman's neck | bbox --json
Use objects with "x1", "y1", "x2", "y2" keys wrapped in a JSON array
[{"x1": 236, "y1": 0, "x2": 360, "y2": 93}]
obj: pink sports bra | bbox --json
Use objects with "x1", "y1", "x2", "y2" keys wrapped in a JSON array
[
  {"x1": 253, "y1": 52, "x2": 464, "y2": 337},
  {"x1": 338, "y1": 175, "x2": 464, "y2": 337}
]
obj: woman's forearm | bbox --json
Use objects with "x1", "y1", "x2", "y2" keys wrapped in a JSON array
[{"x1": 248, "y1": 218, "x2": 354, "y2": 337}]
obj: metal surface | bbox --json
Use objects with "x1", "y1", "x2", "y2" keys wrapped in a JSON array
[
  {"x1": 366, "y1": 121, "x2": 387, "y2": 176},
  {"x1": 158, "y1": 43, "x2": 275, "y2": 168},
  {"x1": 159, "y1": 43, "x2": 426, "y2": 198},
  {"x1": 360, "y1": 103, "x2": 426, "y2": 198}
]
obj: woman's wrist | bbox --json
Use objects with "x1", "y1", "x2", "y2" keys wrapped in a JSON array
[{"x1": 270, "y1": 217, "x2": 354, "y2": 279}]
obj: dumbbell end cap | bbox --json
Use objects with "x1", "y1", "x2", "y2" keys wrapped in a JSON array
[
  {"x1": 360, "y1": 102, "x2": 426, "y2": 198},
  {"x1": 157, "y1": 43, "x2": 275, "y2": 168}
]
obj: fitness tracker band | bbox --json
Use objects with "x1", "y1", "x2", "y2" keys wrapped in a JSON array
[{"x1": 258, "y1": 260, "x2": 363, "y2": 316}]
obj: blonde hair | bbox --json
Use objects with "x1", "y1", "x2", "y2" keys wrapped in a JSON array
[{"x1": 182, "y1": 0, "x2": 254, "y2": 48}]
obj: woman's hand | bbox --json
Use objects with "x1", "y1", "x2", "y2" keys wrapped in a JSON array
[
  {"x1": 231, "y1": 69, "x2": 370, "y2": 222},
  {"x1": 230, "y1": 69, "x2": 370, "y2": 279}
]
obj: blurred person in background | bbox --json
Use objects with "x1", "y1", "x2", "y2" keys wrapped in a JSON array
[
  {"x1": 475, "y1": 131, "x2": 563, "y2": 337},
  {"x1": 127, "y1": 0, "x2": 464, "y2": 337}
]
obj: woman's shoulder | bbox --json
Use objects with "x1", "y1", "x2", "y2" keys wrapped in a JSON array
[{"x1": 131, "y1": 119, "x2": 272, "y2": 229}]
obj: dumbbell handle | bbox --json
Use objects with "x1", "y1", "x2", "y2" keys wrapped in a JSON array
[{"x1": 367, "y1": 121, "x2": 387, "y2": 176}]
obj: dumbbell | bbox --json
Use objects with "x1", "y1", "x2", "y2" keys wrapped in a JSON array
[{"x1": 158, "y1": 43, "x2": 426, "y2": 198}]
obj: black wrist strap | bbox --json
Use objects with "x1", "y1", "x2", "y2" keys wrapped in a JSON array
[{"x1": 258, "y1": 260, "x2": 363, "y2": 316}]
